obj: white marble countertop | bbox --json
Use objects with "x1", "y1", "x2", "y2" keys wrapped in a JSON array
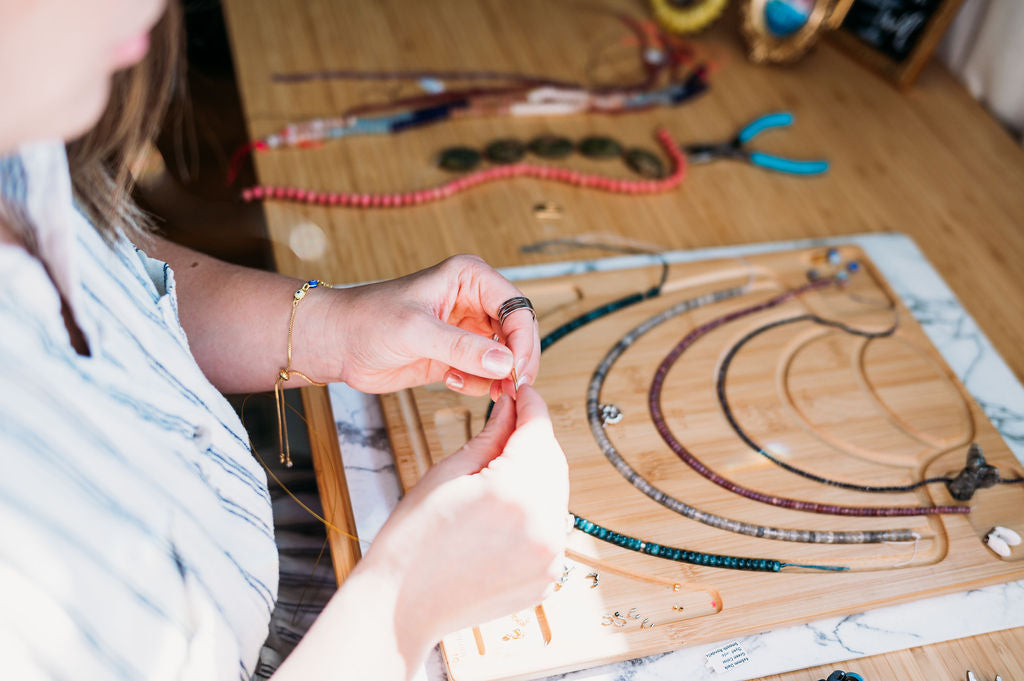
[{"x1": 328, "y1": 233, "x2": 1024, "y2": 681}]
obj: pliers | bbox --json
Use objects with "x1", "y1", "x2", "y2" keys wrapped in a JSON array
[{"x1": 682, "y1": 112, "x2": 829, "y2": 176}]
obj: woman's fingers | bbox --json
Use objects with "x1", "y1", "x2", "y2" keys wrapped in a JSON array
[
  {"x1": 442, "y1": 369, "x2": 493, "y2": 396},
  {"x1": 436, "y1": 395, "x2": 517, "y2": 477},
  {"x1": 504, "y1": 385, "x2": 566, "y2": 477},
  {"x1": 501, "y1": 310, "x2": 541, "y2": 389},
  {"x1": 445, "y1": 256, "x2": 541, "y2": 389},
  {"x1": 414, "y1": 316, "x2": 514, "y2": 380}
]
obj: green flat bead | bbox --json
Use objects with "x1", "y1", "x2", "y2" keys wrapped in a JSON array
[
  {"x1": 484, "y1": 138, "x2": 526, "y2": 164},
  {"x1": 438, "y1": 146, "x2": 482, "y2": 172},
  {"x1": 623, "y1": 147, "x2": 666, "y2": 178},
  {"x1": 578, "y1": 135, "x2": 623, "y2": 159},
  {"x1": 528, "y1": 134, "x2": 574, "y2": 159}
]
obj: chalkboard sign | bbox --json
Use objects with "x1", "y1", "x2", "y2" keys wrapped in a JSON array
[{"x1": 829, "y1": 0, "x2": 964, "y2": 89}]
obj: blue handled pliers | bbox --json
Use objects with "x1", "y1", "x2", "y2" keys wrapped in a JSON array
[{"x1": 682, "y1": 112, "x2": 829, "y2": 176}]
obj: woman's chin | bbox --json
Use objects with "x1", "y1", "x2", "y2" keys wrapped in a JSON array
[{"x1": 60, "y1": 80, "x2": 113, "y2": 143}]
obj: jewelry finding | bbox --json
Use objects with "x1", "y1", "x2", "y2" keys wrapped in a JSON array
[
  {"x1": 641, "y1": 617, "x2": 655, "y2": 629},
  {"x1": 601, "y1": 612, "x2": 627, "y2": 627},
  {"x1": 672, "y1": 604, "x2": 685, "y2": 611},
  {"x1": 533, "y1": 202, "x2": 563, "y2": 220},
  {"x1": 553, "y1": 565, "x2": 574, "y2": 592},
  {"x1": 600, "y1": 403, "x2": 623, "y2": 425},
  {"x1": 627, "y1": 607, "x2": 640, "y2": 620},
  {"x1": 586, "y1": 572, "x2": 600, "y2": 588}
]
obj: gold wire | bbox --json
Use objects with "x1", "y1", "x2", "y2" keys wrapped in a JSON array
[{"x1": 240, "y1": 393, "x2": 363, "y2": 546}]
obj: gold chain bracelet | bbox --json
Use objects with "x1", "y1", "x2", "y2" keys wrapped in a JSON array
[{"x1": 275, "y1": 279, "x2": 330, "y2": 467}]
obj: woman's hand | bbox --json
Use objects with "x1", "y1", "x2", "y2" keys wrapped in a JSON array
[
  {"x1": 275, "y1": 387, "x2": 568, "y2": 680},
  {"x1": 357, "y1": 385, "x2": 569, "y2": 646},
  {"x1": 311, "y1": 254, "x2": 541, "y2": 399}
]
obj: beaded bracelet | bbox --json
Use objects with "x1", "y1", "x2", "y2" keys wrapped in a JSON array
[{"x1": 275, "y1": 280, "x2": 330, "y2": 468}]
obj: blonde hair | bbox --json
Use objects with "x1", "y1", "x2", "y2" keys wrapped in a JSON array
[{"x1": 65, "y1": 2, "x2": 184, "y2": 244}]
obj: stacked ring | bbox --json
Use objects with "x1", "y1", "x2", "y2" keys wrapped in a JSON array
[{"x1": 498, "y1": 296, "x2": 536, "y2": 326}]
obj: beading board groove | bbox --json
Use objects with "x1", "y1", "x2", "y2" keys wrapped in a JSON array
[{"x1": 379, "y1": 245, "x2": 1024, "y2": 681}]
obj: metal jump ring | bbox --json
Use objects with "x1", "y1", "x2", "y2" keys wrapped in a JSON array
[{"x1": 498, "y1": 296, "x2": 536, "y2": 326}]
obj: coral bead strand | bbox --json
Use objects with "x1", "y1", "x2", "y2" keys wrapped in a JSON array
[{"x1": 239, "y1": 129, "x2": 687, "y2": 208}]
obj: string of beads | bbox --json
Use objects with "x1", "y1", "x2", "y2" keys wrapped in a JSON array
[
  {"x1": 570, "y1": 515, "x2": 845, "y2": 572},
  {"x1": 524, "y1": 269, "x2": 850, "y2": 571},
  {"x1": 648, "y1": 277, "x2": 970, "y2": 516},
  {"x1": 585, "y1": 284, "x2": 920, "y2": 543},
  {"x1": 239, "y1": 129, "x2": 686, "y2": 209}
]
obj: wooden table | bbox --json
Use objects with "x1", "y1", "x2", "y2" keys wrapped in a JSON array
[{"x1": 222, "y1": 1, "x2": 1024, "y2": 678}]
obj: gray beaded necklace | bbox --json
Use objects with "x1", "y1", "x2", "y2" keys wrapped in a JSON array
[{"x1": 586, "y1": 285, "x2": 919, "y2": 544}]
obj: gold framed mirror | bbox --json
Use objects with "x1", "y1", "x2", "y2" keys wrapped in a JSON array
[{"x1": 740, "y1": 0, "x2": 854, "y2": 63}]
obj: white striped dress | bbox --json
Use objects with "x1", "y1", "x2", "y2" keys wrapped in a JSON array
[{"x1": 0, "y1": 142, "x2": 278, "y2": 680}]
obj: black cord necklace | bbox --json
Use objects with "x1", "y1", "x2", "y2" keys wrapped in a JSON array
[{"x1": 716, "y1": 315, "x2": 1024, "y2": 495}]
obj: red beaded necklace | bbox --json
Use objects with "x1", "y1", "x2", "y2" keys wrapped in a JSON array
[{"x1": 240, "y1": 129, "x2": 686, "y2": 208}]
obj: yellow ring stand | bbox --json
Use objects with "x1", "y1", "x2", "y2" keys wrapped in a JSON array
[{"x1": 650, "y1": 0, "x2": 730, "y2": 34}]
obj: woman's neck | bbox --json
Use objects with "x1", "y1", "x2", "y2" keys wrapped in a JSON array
[{"x1": 0, "y1": 215, "x2": 90, "y2": 356}]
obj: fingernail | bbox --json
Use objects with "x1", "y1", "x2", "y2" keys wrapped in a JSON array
[
  {"x1": 512, "y1": 360, "x2": 528, "y2": 387},
  {"x1": 444, "y1": 372, "x2": 464, "y2": 390},
  {"x1": 482, "y1": 347, "x2": 514, "y2": 375}
]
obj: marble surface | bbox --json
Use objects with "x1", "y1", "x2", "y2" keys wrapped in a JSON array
[{"x1": 327, "y1": 233, "x2": 1024, "y2": 681}]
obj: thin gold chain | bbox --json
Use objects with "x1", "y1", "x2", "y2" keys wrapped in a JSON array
[{"x1": 276, "y1": 280, "x2": 330, "y2": 467}]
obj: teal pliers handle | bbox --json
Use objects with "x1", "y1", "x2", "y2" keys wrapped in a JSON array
[
  {"x1": 749, "y1": 151, "x2": 830, "y2": 175},
  {"x1": 738, "y1": 112, "x2": 829, "y2": 176},
  {"x1": 737, "y1": 111, "x2": 795, "y2": 143}
]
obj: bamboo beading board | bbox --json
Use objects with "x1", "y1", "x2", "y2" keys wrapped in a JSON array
[{"x1": 379, "y1": 245, "x2": 1024, "y2": 681}]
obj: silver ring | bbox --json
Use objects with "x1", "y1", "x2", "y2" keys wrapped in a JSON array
[{"x1": 498, "y1": 296, "x2": 535, "y2": 326}]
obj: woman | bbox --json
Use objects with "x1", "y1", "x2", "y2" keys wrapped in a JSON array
[{"x1": 0, "y1": 1, "x2": 569, "y2": 679}]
